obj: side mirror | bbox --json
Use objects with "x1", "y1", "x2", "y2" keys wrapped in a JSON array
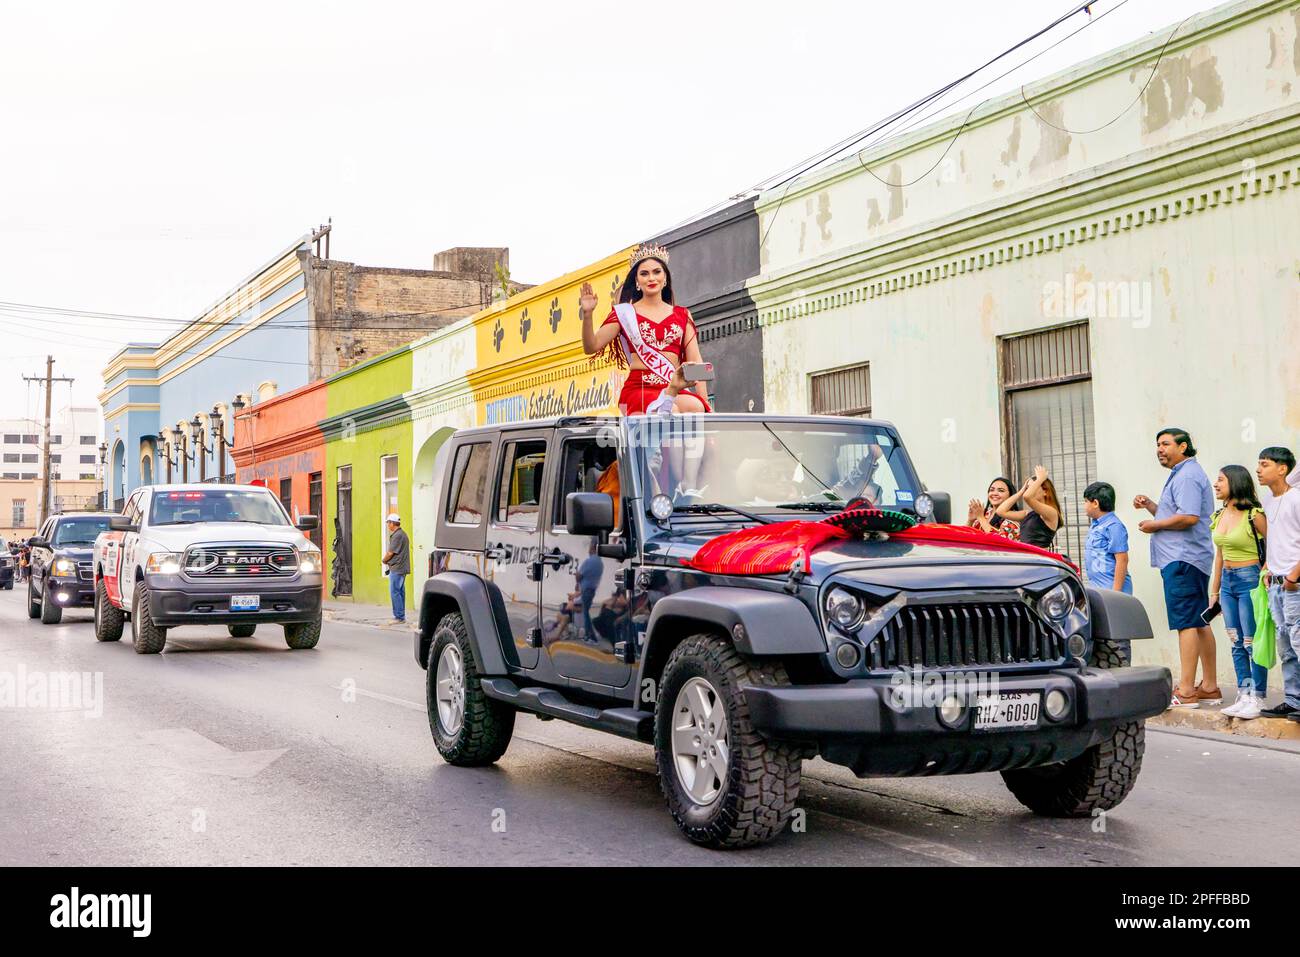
[
  {"x1": 27, "y1": 536, "x2": 48, "y2": 549},
  {"x1": 296, "y1": 514, "x2": 320, "y2": 531},
  {"x1": 927, "y1": 491, "x2": 952, "y2": 525},
  {"x1": 109, "y1": 515, "x2": 139, "y2": 533},
  {"x1": 566, "y1": 492, "x2": 614, "y2": 536}
]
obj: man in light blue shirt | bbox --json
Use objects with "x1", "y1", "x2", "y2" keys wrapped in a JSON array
[{"x1": 1134, "y1": 427, "x2": 1216, "y2": 708}]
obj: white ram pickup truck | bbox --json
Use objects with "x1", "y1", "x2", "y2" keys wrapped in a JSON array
[{"x1": 93, "y1": 484, "x2": 324, "y2": 654}]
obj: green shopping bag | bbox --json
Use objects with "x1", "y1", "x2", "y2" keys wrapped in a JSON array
[{"x1": 1251, "y1": 576, "x2": 1276, "y2": 669}]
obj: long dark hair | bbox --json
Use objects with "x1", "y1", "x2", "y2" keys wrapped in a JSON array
[
  {"x1": 1220, "y1": 464, "x2": 1262, "y2": 511},
  {"x1": 618, "y1": 256, "x2": 676, "y2": 306},
  {"x1": 984, "y1": 476, "x2": 1015, "y2": 512}
]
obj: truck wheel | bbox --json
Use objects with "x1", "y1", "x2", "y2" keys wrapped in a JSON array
[
  {"x1": 427, "y1": 612, "x2": 514, "y2": 766},
  {"x1": 130, "y1": 582, "x2": 167, "y2": 654},
  {"x1": 1090, "y1": 637, "x2": 1130, "y2": 669},
  {"x1": 283, "y1": 615, "x2": 321, "y2": 649},
  {"x1": 228, "y1": 624, "x2": 257, "y2": 638},
  {"x1": 654, "y1": 633, "x2": 802, "y2": 848},
  {"x1": 27, "y1": 579, "x2": 40, "y2": 619},
  {"x1": 1001, "y1": 721, "x2": 1145, "y2": 817},
  {"x1": 94, "y1": 577, "x2": 124, "y2": 642},
  {"x1": 40, "y1": 582, "x2": 62, "y2": 624}
]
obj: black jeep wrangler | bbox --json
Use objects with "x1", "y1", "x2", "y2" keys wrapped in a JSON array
[{"x1": 416, "y1": 414, "x2": 1171, "y2": 848}]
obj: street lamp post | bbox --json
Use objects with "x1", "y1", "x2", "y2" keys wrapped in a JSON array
[
  {"x1": 98, "y1": 442, "x2": 108, "y2": 510},
  {"x1": 190, "y1": 416, "x2": 208, "y2": 483}
]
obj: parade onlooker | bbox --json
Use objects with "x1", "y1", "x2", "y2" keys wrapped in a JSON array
[
  {"x1": 968, "y1": 476, "x2": 1020, "y2": 540},
  {"x1": 1134, "y1": 427, "x2": 1217, "y2": 709},
  {"x1": 1083, "y1": 482, "x2": 1132, "y2": 594},
  {"x1": 1257, "y1": 447, "x2": 1300, "y2": 722},
  {"x1": 575, "y1": 542, "x2": 603, "y2": 641},
  {"x1": 1209, "y1": 465, "x2": 1268, "y2": 719},
  {"x1": 381, "y1": 513, "x2": 410, "y2": 624},
  {"x1": 995, "y1": 465, "x2": 1062, "y2": 550}
]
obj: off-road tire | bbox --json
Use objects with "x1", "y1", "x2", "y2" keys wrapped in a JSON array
[
  {"x1": 130, "y1": 582, "x2": 167, "y2": 654},
  {"x1": 1090, "y1": 637, "x2": 1130, "y2": 669},
  {"x1": 1001, "y1": 720, "x2": 1145, "y2": 817},
  {"x1": 427, "y1": 613, "x2": 514, "y2": 766},
  {"x1": 283, "y1": 614, "x2": 322, "y2": 649},
  {"x1": 228, "y1": 624, "x2": 257, "y2": 638},
  {"x1": 27, "y1": 579, "x2": 40, "y2": 619},
  {"x1": 39, "y1": 582, "x2": 62, "y2": 624},
  {"x1": 654, "y1": 633, "x2": 803, "y2": 848},
  {"x1": 94, "y1": 577, "x2": 124, "y2": 642}
]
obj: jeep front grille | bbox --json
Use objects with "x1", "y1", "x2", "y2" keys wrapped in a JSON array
[
  {"x1": 183, "y1": 545, "x2": 298, "y2": 578},
  {"x1": 869, "y1": 602, "x2": 1064, "y2": 671}
]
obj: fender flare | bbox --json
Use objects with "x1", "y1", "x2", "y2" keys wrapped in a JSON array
[
  {"x1": 636, "y1": 586, "x2": 826, "y2": 703},
  {"x1": 1086, "y1": 586, "x2": 1154, "y2": 642},
  {"x1": 416, "y1": 572, "x2": 510, "y2": 674}
]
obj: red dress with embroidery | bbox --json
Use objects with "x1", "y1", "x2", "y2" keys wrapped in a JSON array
[{"x1": 599, "y1": 305, "x2": 713, "y2": 414}]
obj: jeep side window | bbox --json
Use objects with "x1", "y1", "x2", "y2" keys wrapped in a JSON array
[
  {"x1": 495, "y1": 440, "x2": 547, "y2": 526},
  {"x1": 446, "y1": 443, "x2": 491, "y2": 526},
  {"x1": 552, "y1": 438, "x2": 620, "y2": 529}
]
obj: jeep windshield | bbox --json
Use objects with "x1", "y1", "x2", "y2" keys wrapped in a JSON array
[
  {"x1": 149, "y1": 489, "x2": 290, "y2": 526},
  {"x1": 52, "y1": 517, "x2": 113, "y2": 546},
  {"x1": 626, "y1": 416, "x2": 922, "y2": 520}
]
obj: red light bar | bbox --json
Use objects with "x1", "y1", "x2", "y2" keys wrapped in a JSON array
[{"x1": 166, "y1": 492, "x2": 206, "y2": 499}]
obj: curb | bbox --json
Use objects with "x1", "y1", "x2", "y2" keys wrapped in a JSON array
[{"x1": 1148, "y1": 707, "x2": 1300, "y2": 741}]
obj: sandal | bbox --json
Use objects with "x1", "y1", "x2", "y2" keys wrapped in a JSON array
[
  {"x1": 1195, "y1": 683, "x2": 1223, "y2": 705},
  {"x1": 1168, "y1": 689, "x2": 1200, "y2": 710}
]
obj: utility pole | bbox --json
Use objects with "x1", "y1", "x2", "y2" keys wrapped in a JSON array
[{"x1": 23, "y1": 356, "x2": 75, "y2": 526}]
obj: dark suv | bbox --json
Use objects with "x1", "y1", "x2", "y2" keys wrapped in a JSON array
[
  {"x1": 416, "y1": 414, "x2": 1170, "y2": 848},
  {"x1": 28, "y1": 513, "x2": 116, "y2": 624}
]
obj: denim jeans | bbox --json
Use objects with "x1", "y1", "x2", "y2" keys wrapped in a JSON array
[
  {"x1": 1220, "y1": 565, "x2": 1267, "y2": 695},
  {"x1": 389, "y1": 572, "x2": 406, "y2": 621},
  {"x1": 1268, "y1": 584, "x2": 1300, "y2": 708}
]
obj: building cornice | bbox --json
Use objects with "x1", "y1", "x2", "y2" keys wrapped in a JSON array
[{"x1": 319, "y1": 394, "x2": 411, "y2": 440}]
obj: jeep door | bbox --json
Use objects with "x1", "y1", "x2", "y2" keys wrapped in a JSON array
[
  {"x1": 485, "y1": 431, "x2": 550, "y2": 670},
  {"x1": 541, "y1": 428, "x2": 632, "y2": 689}
]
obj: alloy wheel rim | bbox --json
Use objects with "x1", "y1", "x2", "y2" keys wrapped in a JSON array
[
  {"x1": 436, "y1": 643, "x2": 466, "y2": 736},
  {"x1": 671, "y1": 676, "x2": 729, "y2": 805}
]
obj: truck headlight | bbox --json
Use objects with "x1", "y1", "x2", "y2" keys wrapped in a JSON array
[
  {"x1": 1038, "y1": 582, "x2": 1075, "y2": 621},
  {"x1": 145, "y1": 552, "x2": 183, "y2": 575},
  {"x1": 299, "y1": 547, "x2": 322, "y2": 575},
  {"x1": 52, "y1": 557, "x2": 78, "y2": 577},
  {"x1": 825, "y1": 587, "x2": 866, "y2": 632}
]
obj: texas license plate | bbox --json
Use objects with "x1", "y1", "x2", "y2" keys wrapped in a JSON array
[
  {"x1": 974, "y1": 693, "x2": 1040, "y2": 731},
  {"x1": 230, "y1": 595, "x2": 260, "y2": 611}
]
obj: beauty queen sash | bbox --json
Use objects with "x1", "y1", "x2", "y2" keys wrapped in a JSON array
[{"x1": 614, "y1": 303, "x2": 677, "y2": 414}]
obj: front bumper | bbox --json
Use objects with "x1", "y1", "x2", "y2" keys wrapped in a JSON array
[
  {"x1": 143, "y1": 574, "x2": 323, "y2": 626},
  {"x1": 743, "y1": 665, "x2": 1171, "y2": 777},
  {"x1": 49, "y1": 576, "x2": 95, "y2": 606}
]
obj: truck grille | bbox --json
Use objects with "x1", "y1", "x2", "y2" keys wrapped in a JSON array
[
  {"x1": 183, "y1": 545, "x2": 298, "y2": 578},
  {"x1": 78, "y1": 561, "x2": 93, "y2": 581},
  {"x1": 868, "y1": 601, "x2": 1064, "y2": 671}
]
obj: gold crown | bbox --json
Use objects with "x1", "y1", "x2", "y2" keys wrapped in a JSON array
[{"x1": 629, "y1": 242, "x2": 669, "y2": 268}]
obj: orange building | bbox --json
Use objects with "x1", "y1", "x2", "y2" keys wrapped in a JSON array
[{"x1": 231, "y1": 379, "x2": 328, "y2": 558}]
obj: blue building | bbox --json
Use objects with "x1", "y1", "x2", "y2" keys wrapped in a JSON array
[{"x1": 99, "y1": 232, "x2": 508, "y2": 508}]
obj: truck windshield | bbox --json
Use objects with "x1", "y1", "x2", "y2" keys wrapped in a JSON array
[
  {"x1": 149, "y1": 490, "x2": 290, "y2": 526},
  {"x1": 627, "y1": 417, "x2": 921, "y2": 516},
  {"x1": 53, "y1": 517, "x2": 113, "y2": 546}
]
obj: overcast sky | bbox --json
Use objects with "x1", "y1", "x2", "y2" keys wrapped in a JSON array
[{"x1": 0, "y1": 0, "x2": 1214, "y2": 420}]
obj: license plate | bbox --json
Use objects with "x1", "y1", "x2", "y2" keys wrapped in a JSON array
[
  {"x1": 230, "y1": 595, "x2": 260, "y2": 611},
  {"x1": 974, "y1": 692, "x2": 1040, "y2": 731}
]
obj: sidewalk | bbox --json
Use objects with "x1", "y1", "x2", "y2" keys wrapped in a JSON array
[
  {"x1": 323, "y1": 599, "x2": 417, "y2": 632},
  {"x1": 1149, "y1": 696, "x2": 1300, "y2": 741}
]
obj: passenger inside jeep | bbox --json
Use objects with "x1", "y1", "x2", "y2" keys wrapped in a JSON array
[{"x1": 556, "y1": 440, "x2": 620, "y2": 531}]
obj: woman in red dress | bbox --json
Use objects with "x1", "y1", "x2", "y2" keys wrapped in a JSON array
[{"x1": 579, "y1": 243, "x2": 713, "y2": 415}]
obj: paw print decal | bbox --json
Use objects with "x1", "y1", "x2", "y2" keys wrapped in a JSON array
[
  {"x1": 548, "y1": 297, "x2": 562, "y2": 333},
  {"x1": 519, "y1": 307, "x2": 532, "y2": 344},
  {"x1": 610, "y1": 275, "x2": 622, "y2": 302},
  {"x1": 492, "y1": 318, "x2": 504, "y2": 352}
]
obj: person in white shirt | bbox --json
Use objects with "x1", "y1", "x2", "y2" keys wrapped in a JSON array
[{"x1": 1257, "y1": 447, "x2": 1300, "y2": 721}]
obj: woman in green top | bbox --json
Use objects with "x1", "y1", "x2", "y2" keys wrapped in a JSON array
[{"x1": 1210, "y1": 464, "x2": 1268, "y2": 718}]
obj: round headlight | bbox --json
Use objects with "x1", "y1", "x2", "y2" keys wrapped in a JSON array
[
  {"x1": 825, "y1": 587, "x2": 865, "y2": 631},
  {"x1": 914, "y1": 493, "x2": 934, "y2": 519},
  {"x1": 939, "y1": 694, "x2": 965, "y2": 727},
  {"x1": 649, "y1": 494, "x2": 674, "y2": 522},
  {"x1": 1038, "y1": 581, "x2": 1074, "y2": 620},
  {"x1": 1044, "y1": 689, "x2": 1069, "y2": 720}
]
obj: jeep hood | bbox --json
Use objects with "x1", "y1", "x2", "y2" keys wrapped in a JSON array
[{"x1": 645, "y1": 527, "x2": 1073, "y2": 589}]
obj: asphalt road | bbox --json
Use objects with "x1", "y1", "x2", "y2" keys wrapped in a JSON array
[{"x1": 3, "y1": 585, "x2": 1297, "y2": 866}]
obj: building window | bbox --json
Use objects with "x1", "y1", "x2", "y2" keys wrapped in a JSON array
[
  {"x1": 380, "y1": 455, "x2": 399, "y2": 560},
  {"x1": 335, "y1": 465, "x2": 353, "y2": 597},
  {"x1": 80, "y1": 454, "x2": 95, "y2": 464},
  {"x1": 810, "y1": 363, "x2": 871, "y2": 417},
  {"x1": 308, "y1": 472, "x2": 323, "y2": 551},
  {"x1": 3, "y1": 434, "x2": 19, "y2": 444},
  {"x1": 279, "y1": 477, "x2": 294, "y2": 519},
  {"x1": 12, "y1": 499, "x2": 25, "y2": 526},
  {"x1": 22, "y1": 434, "x2": 38, "y2": 444},
  {"x1": 20, "y1": 473, "x2": 36, "y2": 480},
  {"x1": 2, "y1": 454, "x2": 16, "y2": 463},
  {"x1": 20, "y1": 454, "x2": 37, "y2": 464},
  {"x1": 2, "y1": 472, "x2": 18, "y2": 480},
  {"x1": 50, "y1": 454, "x2": 61, "y2": 463},
  {"x1": 80, "y1": 435, "x2": 96, "y2": 445},
  {"x1": 999, "y1": 322, "x2": 1094, "y2": 562},
  {"x1": 51, "y1": 435, "x2": 62, "y2": 445},
  {"x1": 79, "y1": 473, "x2": 95, "y2": 480}
]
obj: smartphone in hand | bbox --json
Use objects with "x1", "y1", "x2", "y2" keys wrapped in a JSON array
[
  {"x1": 679, "y1": 361, "x2": 715, "y2": 383},
  {"x1": 1200, "y1": 601, "x2": 1222, "y2": 625}
]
